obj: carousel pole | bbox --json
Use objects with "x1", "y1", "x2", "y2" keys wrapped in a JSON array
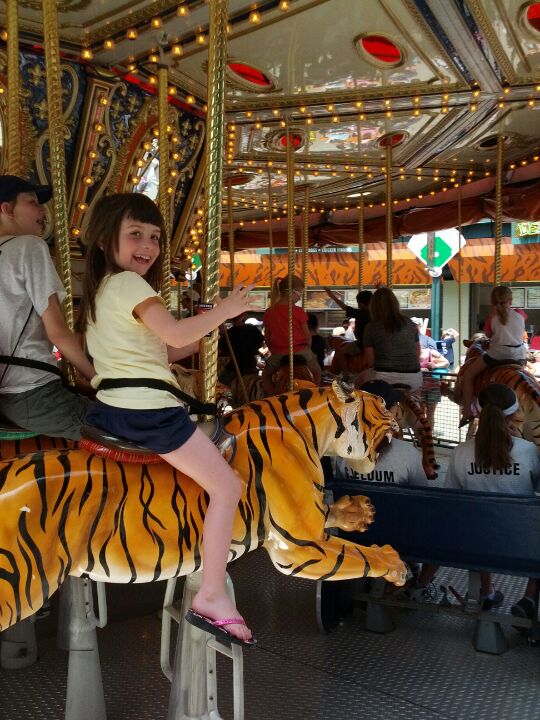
[
  {"x1": 199, "y1": 0, "x2": 228, "y2": 415},
  {"x1": 158, "y1": 38, "x2": 172, "y2": 309},
  {"x1": 494, "y1": 134, "x2": 504, "y2": 285},
  {"x1": 286, "y1": 118, "x2": 296, "y2": 391},
  {"x1": 302, "y1": 186, "x2": 309, "y2": 308},
  {"x1": 6, "y1": 0, "x2": 22, "y2": 176},
  {"x1": 267, "y1": 169, "x2": 275, "y2": 289},
  {"x1": 227, "y1": 181, "x2": 235, "y2": 288},
  {"x1": 358, "y1": 198, "x2": 365, "y2": 291},
  {"x1": 42, "y1": 0, "x2": 75, "y2": 385},
  {"x1": 385, "y1": 143, "x2": 393, "y2": 288}
]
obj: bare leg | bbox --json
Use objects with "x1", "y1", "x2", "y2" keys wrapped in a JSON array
[
  {"x1": 460, "y1": 355, "x2": 485, "y2": 420},
  {"x1": 160, "y1": 428, "x2": 251, "y2": 642}
]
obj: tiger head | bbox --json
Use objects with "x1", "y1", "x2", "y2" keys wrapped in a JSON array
[{"x1": 330, "y1": 379, "x2": 395, "y2": 474}]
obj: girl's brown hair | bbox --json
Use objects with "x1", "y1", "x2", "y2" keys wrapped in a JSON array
[
  {"x1": 270, "y1": 275, "x2": 304, "y2": 305},
  {"x1": 78, "y1": 193, "x2": 166, "y2": 332},
  {"x1": 369, "y1": 287, "x2": 407, "y2": 333},
  {"x1": 474, "y1": 384, "x2": 516, "y2": 470},
  {"x1": 490, "y1": 285, "x2": 512, "y2": 325}
]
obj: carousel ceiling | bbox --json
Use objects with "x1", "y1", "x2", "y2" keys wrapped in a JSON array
[{"x1": 4, "y1": 0, "x2": 540, "y2": 227}]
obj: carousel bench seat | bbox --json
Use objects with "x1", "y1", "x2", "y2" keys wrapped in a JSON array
[
  {"x1": 319, "y1": 480, "x2": 540, "y2": 653},
  {"x1": 79, "y1": 425, "x2": 163, "y2": 465},
  {"x1": 0, "y1": 419, "x2": 39, "y2": 440},
  {"x1": 79, "y1": 418, "x2": 229, "y2": 465}
]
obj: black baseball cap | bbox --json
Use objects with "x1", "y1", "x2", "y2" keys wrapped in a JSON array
[
  {"x1": 0, "y1": 175, "x2": 52, "y2": 204},
  {"x1": 360, "y1": 380, "x2": 403, "y2": 409}
]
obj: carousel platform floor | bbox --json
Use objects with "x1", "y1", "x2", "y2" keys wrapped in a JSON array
[{"x1": 1, "y1": 546, "x2": 539, "y2": 720}]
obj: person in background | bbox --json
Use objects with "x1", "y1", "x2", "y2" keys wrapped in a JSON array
[
  {"x1": 460, "y1": 286, "x2": 527, "y2": 424},
  {"x1": 325, "y1": 326, "x2": 346, "y2": 369},
  {"x1": 363, "y1": 288, "x2": 422, "y2": 391},
  {"x1": 419, "y1": 345, "x2": 449, "y2": 429},
  {"x1": 0, "y1": 175, "x2": 95, "y2": 438},
  {"x1": 413, "y1": 384, "x2": 540, "y2": 610},
  {"x1": 307, "y1": 314, "x2": 326, "y2": 370},
  {"x1": 437, "y1": 328, "x2": 459, "y2": 370},
  {"x1": 261, "y1": 275, "x2": 321, "y2": 394},
  {"x1": 412, "y1": 317, "x2": 437, "y2": 350},
  {"x1": 333, "y1": 380, "x2": 428, "y2": 486},
  {"x1": 344, "y1": 317, "x2": 356, "y2": 341},
  {"x1": 529, "y1": 329, "x2": 540, "y2": 351},
  {"x1": 324, "y1": 287, "x2": 372, "y2": 351},
  {"x1": 180, "y1": 289, "x2": 200, "y2": 318},
  {"x1": 218, "y1": 313, "x2": 264, "y2": 386}
]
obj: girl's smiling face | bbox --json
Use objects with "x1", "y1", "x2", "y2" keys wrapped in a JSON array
[{"x1": 114, "y1": 215, "x2": 161, "y2": 276}]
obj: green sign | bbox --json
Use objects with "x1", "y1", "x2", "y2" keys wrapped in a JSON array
[{"x1": 419, "y1": 235, "x2": 454, "y2": 268}]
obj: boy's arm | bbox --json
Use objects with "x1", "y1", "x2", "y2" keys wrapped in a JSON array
[
  {"x1": 41, "y1": 295, "x2": 96, "y2": 380},
  {"x1": 323, "y1": 287, "x2": 347, "y2": 311}
]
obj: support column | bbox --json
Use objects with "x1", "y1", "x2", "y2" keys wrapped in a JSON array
[
  {"x1": 42, "y1": 0, "x2": 75, "y2": 341},
  {"x1": 158, "y1": 40, "x2": 172, "y2": 309},
  {"x1": 200, "y1": 0, "x2": 228, "y2": 417},
  {"x1": 6, "y1": 0, "x2": 22, "y2": 176}
]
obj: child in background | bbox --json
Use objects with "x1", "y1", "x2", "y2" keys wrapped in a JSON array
[
  {"x1": 79, "y1": 193, "x2": 257, "y2": 647},
  {"x1": 261, "y1": 275, "x2": 321, "y2": 394},
  {"x1": 0, "y1": 175, "x2": 95, "y2": 438},
  {"x1": 460, "y1": 286, "x2": 527, "y2": 425}
]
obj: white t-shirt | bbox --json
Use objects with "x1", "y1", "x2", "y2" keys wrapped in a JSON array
[
  {"x1": 487, "y1": 309, "x2": 526, "y2": 361},
  {"x1": 332, "y1": 438, "x2": 429, "y2": 486},
  {"x1": 444, "y1": 437, "x2": 540, "y2": 495},
  {"x1": 86, "y1": 272, "x2": 181, "y2": 410},
  {"x1": 0, "y1": 235, "x2": 65, "y2": 394}
]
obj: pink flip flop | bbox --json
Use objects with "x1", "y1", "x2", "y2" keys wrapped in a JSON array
[{"x1": 185, "y1": 609, "x2": 257, "y2": 648}]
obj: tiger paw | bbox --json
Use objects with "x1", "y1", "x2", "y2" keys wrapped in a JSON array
[
  {"x1": 325, "y1": 494, "x2": 375, "y2": 533},
  {"x1": 367, "y1": 543, "x2": 408, "y2": 587}
]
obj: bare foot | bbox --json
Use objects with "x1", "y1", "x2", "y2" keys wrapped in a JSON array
[{"x1": 192, "y1": 590, "x2": 252, "y2": 642}]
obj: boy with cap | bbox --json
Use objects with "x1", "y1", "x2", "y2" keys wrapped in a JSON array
[
  {"x1": 0, "y1": 175, "x2": 95, "y2": 438},
  {"x1": 332, "y1": 380, "x2": 428, "y2": 486}
]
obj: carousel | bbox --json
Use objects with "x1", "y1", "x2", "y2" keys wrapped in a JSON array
[{"x1": 0, "y1": 1, "x2": 540, "y2": 719}]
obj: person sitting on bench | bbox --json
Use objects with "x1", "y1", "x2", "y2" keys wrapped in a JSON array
[
  {"x1": 414, "y1": 384, "x2": 540, "y2": 610},
  {"x1": 332, "y1": 381, "x2": 429, "y2": 487}
]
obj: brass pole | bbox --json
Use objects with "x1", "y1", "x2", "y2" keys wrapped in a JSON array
[
  {"x1": 42, "y1": 0, "x2": 75, "y2": 361},
  {"x1": 494, "y1": 134, "x2": 504, "y2": 285},
  {"x1": 286, "y1": 118, "x2": 296, "y2": 391},
  {"x1": 358, "y1": 198, "x2": 365, "y2": 291},
  {"x1": 457, "y1": 191, "x2": 462, "y2": 362},
  {"x1": 200, "y1": 0, "x2": 228, "y2": 413},
  {"x1": 6, "y1": 0, "x2": 22, "y2": 176},
  {"x1": 158, "y1": 45, "x2": 171, "y2": 309},
  {"x1": 227, "y1": 181, "x2": 235, "y2": 288},
  {"x1": 385, "y1": 143, "x2": 393, "y2": 288},
  {"x1": 302, "y1": 186, "x2": 309, "y2": 308},
  {"x1": 267, "y1": 170, "x2": 274, "y2": 289}
]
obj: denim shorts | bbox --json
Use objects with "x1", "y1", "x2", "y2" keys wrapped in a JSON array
[{"x1": 85, "y1": 400, "x2": 197, "y2": 454}]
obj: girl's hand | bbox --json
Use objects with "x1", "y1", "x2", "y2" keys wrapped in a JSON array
[{"x1": 216, "y1": 283, "x2": 259, "y2": 318}]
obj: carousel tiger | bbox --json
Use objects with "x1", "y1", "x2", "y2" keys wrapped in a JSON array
[
  {"x1": 0, "y1": 381, "x2": 407, "y2": 631},
  {"x1": 445, "y1": 343, "x2": 540, "y2": 447}
]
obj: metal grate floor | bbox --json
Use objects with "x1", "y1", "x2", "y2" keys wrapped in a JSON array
[{"x1": 1, "y1": 549, "x2": 539, "y2": 720}]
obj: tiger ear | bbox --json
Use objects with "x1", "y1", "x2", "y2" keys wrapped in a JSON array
[{"x1": 332, "y1": 376, "x2": 356, "y2": 403}]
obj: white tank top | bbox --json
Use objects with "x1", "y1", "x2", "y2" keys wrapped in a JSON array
[{"x1": 488, "y1": 309, "x2": 526, "y2": 361}]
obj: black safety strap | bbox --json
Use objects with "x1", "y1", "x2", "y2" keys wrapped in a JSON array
[
  {"x1": 97, "y1": 377, "x2": 218, "y2": 416},
  {"x1": 0, "y1": 236, "x2": 45, "y2": 387},
  {"x1": 0, "y1": 355, "x2": 63, "y2": 378}
]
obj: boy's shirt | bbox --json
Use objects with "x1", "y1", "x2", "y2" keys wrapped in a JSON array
[{"x1": 0, "y1": 234, "x2": 65, "y2": 393}]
